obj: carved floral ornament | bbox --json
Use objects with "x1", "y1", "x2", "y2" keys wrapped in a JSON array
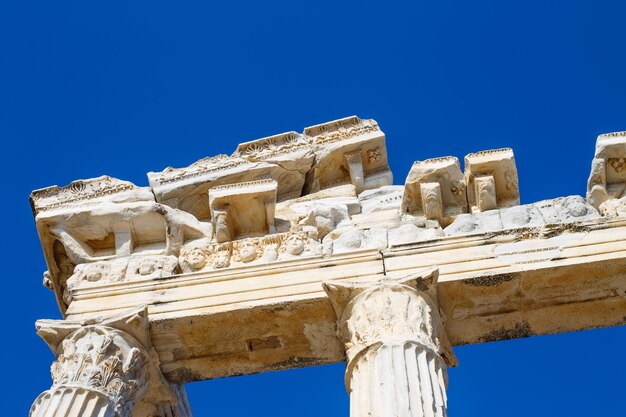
[
  {"x1": 322, "y1": 268, "x2": 457, "y2": 368},
  {"x1": 49, "y1": 325, "x2": 148, "y2": 416},
  {"x1": 504, "y1": 169, "x2": 519, "y2": 191},
  {"x1": 608, "y1": 157, "x2": 626, "y2": 173},
  {"x1": 31, "y1": 307, "x2": 182, "y2": 417},
  {"x1": 309, "y1": 118, "x2": 380, "y2": 145},
  {"x1": 30, "y1": 176, "x2": 137, "y2": 214},
  {"x1": 239, "y1": 132, "x2": 310, "y2": 158},
  {"x1": 367, "y1": 147, "x2": 382, "y2": 163},
  {"x1": 450, "y1": 180, "x2": 465, "y2": 196}
]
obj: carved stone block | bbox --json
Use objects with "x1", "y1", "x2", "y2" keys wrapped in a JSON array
[
  {"x1": 444, "y1": 195, "x2": 599, "y2": 236},
  {"x1": 464, "y1": 148, "x2": 519, "y2": 213},
  {"x1": 126, "y1": 255, "x2": 179, "y2": 280},
  {"x1": 402, "y1": 156, "x2": 467, "y2": 226},
  {"x1": 304, "y1": 116, "x2": 393, "y2": 194},
  {"x1": 208, "y1": 179, "x2": 278, "y2": 241},
  {"x1": 586, "y1": 131, "x2": 626, "y2": 214},
  {"x1": 148, "y1": 151, "x2": 312, "y2": 221},
  {"x1": 357, "y1": 185, "x2": 404, "y2": 214}
]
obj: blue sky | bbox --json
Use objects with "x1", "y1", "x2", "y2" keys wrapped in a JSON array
[{"x1": 2, "y1": 1, "x2": 625, "y2": 415}]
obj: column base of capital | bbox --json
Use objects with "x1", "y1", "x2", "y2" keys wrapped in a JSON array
[{"x1": 30, "y1": 386, "x2": 115, "y2": 417}]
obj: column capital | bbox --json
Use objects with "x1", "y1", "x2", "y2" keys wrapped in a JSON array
[
  {"x1": 323, "y1": 269, "x2": 457, "y2": 417},
  {"x1": 31, "y1": 307, "x2": 187, "y2": 417},
  {"x1": 35, "y1": 307, "x2": 152, "y2": 357},
  {"x1": 323, "y1": 267, "x2": 457, "y2": 368}
]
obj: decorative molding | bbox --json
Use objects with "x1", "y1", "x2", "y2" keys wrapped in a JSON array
[
  {"x1": 599, "y1": 131, "x2": 626, "y2": 138},
  {"x1": 304, "y1": 116, "x2": 380, "y2": 145},
  {"x1": 464, "y1": 147, "x2": 513, "y2": 159},
  {"x1": 30, "y1": 176, "x2": 140, "y2": 215},
  {"x1": 151, "y1": 155, "x2": 249, "y2": 185},
  {"x1": 209, "y1": 178, "x2": 277, "y2": 193},
  {"x1": 235, "y1": 131, "x2": 311, "y2": 159}
]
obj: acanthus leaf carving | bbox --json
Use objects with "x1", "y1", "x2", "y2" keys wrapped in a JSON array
[
  {"x1": 48, "y1": 325, "x2": 148, "y2": 417},
  {"x1": 323, "y1": 269, "x2": 456, "y2": 368}
]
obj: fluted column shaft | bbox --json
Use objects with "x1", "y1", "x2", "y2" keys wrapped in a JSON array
[
  {"x1": 348, "y1": 341, "x2": 447, "y2": 417},
  {"x1": 324, "y1": 268, "x2": 457, "y2": 417},
  {"x1": 30, "y1": 386, "x2": 116, "y2": 417}
]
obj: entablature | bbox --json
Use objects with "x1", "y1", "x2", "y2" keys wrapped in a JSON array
[{"x1": 29, "y1": 117, "x2": 626, "y2": 383}]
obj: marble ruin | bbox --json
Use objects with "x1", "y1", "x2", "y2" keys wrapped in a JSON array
[{"x1": 29, "y1": 116, "x2": 626, "y2": 416}]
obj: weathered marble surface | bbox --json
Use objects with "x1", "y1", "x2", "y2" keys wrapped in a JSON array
[
  {"x1": 444, "y1": 195, "x2": 599, "y2": 235},
  {"x1": 28, "y1": 118, "x2": 626, "y2": 416},
  {"x1": 587, "y1": 131, "x2": 626, "y2": 215},
  {"x1": 324, "y1": 269, "x2": 456, "y2": 417},
  {"x1": 31, "y1": 308, "x2": 191, "y2": 417},
  {"x1": 29, "y1": 119, "x2": 626, "y2": 345}
]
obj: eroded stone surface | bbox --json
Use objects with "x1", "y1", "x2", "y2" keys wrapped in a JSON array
[
  {"x1": 464, "y1": 148, "x2": 519, "y2": 213},
  {"x1": 31, "y1": 308, "x2": 190, "y2": 417},
  {"x1": 28, "y1": 120, "x2": 626, "y2": 416},
  {"x1": 587, "y1": 131, "x2": 626, "y2": 216},
  {"x1": 402, "y1": 156, "x2": 467, "y2": 226},
  {"x1": 444, "y1": 196, "x2": 599, "y2": 236},
  {"x1": 323, "y1": 270, "x2": 455, "y2": 417},
  {"x1": 358, "y1": 185, "x2": 404, "y2": 214}
]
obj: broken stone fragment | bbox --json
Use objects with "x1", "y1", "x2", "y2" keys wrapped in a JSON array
[
  {"x1": 358, "y1": 185, "x2": 404, "y2": 214},
  {"x1": 388, "y1": 223, "x2": 444, "y2": 246},
  {"x1": 323, "y1": 226, "x2": 388, "y2": 255}
]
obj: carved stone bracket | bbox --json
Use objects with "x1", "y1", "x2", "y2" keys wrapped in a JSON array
[
  {"x1": 464, "y1": 148, "x2": 519, "y2": 213},
  {"x1": 209, "y1": 179, "x2": 278, "y2": 242},
  {"x1": 30, "y1": 307, "x2": 189, "y2": 417},
  {"x1": 587, "y1": 131, "x2": 626, "y2": 216},
  {"x1": 323, "y1": 268, "x2": 457, "y2": 417},
  {"x1": 402, "y1": 156, "x2": 467, "y2": 226}
]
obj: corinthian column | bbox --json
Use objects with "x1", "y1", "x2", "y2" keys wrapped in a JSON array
[
  {"x1": 30, "y1": 308, "x2": 190, "y2": 417},
  {"x1": 323, "y1": 268, "x2": 457, "y2": 417}
]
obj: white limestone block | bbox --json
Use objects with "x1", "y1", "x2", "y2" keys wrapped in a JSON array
[
  {"x1": 500, "y1": 204, "x2": 544, "y2": 229},
  {"x1": 534, "y1": 195, "x2": 599, "y2": 224},
  {"x1": 402, "y1": 156, "x2": 467, "y2": 226},
  {"x1": 209, "y1": 179, "x2": 278, "y2": 241},
  {"x1": 445, "y1": 196, "x2": 599, "y2": 236},
  {"x1": 304, "y1": 116, "x2": 393, "y2": 194},
  {"x1": 358, "y1": 185, "x2": 404, "y2": 214},
  {"x1": 388, "y1": 223, "x2": 443, "y2": 246},
  {"x1": 464, "y1": 148, "x2": 520, "y2": 213},
  {"x1": 298, "y1": 204, "x2": 352, "y2": 238},
  {"x1": 587, "y1": 131, "x2": 626, "y2": 210}
]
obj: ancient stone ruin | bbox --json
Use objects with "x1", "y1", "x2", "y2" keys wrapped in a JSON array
[{"x1": 29, "y1": 116, "x2": 626, "y2": 417}]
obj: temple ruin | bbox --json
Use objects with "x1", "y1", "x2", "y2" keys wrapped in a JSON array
[{"x1": 28, "y1": 116, "x2": 626, "y2": 417}]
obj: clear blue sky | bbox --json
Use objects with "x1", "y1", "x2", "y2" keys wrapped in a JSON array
[{"x1": 2, "y1": 1, "x2": 625, "y2": 415}]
